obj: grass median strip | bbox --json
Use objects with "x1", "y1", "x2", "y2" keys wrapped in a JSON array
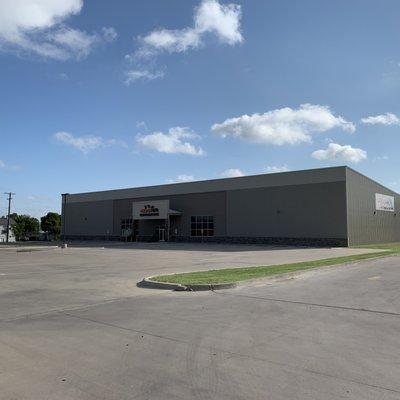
[{"x1": 152, "y1": 244, "x2": 400, "y2": 286}]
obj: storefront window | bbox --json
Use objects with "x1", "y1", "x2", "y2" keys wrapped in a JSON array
[
  {"x1": 191, "y1": 216, "x2": 214, "y2": 237},
  {"x1": 121, "y1": 218, "x2": 133, "y2": 231}
]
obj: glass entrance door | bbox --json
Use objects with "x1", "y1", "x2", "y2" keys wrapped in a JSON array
[{"x1": 155, "y1": 226, "x2": 166, "y2": 242}]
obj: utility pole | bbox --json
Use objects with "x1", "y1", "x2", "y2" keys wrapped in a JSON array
[
  {"x1": 4, "y1": 192, "x2": 15, "y2": 243},
  {"x1": 61, "y1": 193, "x2": 69, "y2": 247}
]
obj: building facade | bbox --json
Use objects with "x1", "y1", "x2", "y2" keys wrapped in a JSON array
[
  {"x1": 62, "y1": 167, "x2": 400, "y2": 246},
  {"x1": 0, "y1": 218, "x2": 15, "y2": 243}
]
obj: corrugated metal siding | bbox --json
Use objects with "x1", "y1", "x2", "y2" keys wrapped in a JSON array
[
  {"x1": 64, "y1": 200, "x2": 114, "y2": 236},
  {"x1": 346, "y1": 168, "x2": 400, "y2": 245},
  {"x1": 227, "y1": 182, "x2": 347, "y2": 239}
]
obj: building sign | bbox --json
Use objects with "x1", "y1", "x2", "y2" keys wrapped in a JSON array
[
  {"x1": 140, "y1": 204, "x2": 159, "y2": 217},
  {"x1": 133, "y1": 200, "x2": 169, "y2": 220},
  {"x1": 375, "y1": 193, "x2": 395, "y2": 212}
]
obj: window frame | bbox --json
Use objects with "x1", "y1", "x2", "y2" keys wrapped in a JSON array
[
  {"x1": 190, "y1": 215, "x2": 214, "y2": 237},
  {"x1": 121, "y1": 218, "x2": 134, "y2": 231}
]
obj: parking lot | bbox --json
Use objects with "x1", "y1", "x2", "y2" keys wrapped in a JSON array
[{"x1": 1, "y1": 243, "x2": 400, "y2": 399}]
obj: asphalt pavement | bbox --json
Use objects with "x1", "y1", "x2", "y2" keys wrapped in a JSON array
[{"x1": 0, "y1": 244, "x2": 399, "y2": 399}]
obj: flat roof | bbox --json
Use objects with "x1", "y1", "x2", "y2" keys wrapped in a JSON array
[{"x1": 67, "y1": 166, "x2": 348, "y2": 203}]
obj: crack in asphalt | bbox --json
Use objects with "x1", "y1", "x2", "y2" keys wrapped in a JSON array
[
  {"x1": 58, "y1": 310, "x2": 400, "y2": 396},
  {"x1": 0, "y1": 295, "x2": 142, "y2": 323},
  {"x1": 214, "y1": 291, "x2": 400, "y2": 317},
  {"x1": 2, "y1": 278, "x2": 400, "y2": 396},
  {"x1": 2, "y1": 291, "x2": 400, "y2": 395}
]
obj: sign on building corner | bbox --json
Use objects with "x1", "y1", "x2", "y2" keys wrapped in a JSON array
[{"x1": 375, "y1": 193, "x2": 395, "y2": 212}]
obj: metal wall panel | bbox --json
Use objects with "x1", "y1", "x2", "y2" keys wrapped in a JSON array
[
  {"x1": 226, "y1": 182, "x2": 347, "y2": 239},
  {"x1": 346, "y1": 168, "x2": 400, "y2": 245},
  {"x1": 64, "y1": 200, "x2": 114, "y2": 237}
]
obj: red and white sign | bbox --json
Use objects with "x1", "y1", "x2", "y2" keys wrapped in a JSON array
[{"x1": 132, "y1": 200, "x2": 169, "y2": 220}]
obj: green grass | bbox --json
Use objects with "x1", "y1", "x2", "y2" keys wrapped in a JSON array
[
  {"x1": 355, "y1": 242, "x2": 400, "y2": 251},
  {"x1": 152, "y1": 243, "x2": 400, "y2": 286}
]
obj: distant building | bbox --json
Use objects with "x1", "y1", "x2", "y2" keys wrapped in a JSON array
[
  {"x1": 62, "y1": 166, "x2": 400, "y2": 246},
  {"x1": 0, "y1": 218, "x2": 15, "y2": 243}
]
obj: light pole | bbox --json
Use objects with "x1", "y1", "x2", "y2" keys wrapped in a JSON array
[
  {"x1": 4, "y1": 192, "x2": 15, "y2": 243},
  {"x1": 61, "y1": 193, "x2": 69, "y2": 246}
]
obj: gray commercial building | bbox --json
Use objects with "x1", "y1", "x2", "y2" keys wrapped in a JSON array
[{"x1": 62, "y1": 166, "x2": 400, "y2": 246}]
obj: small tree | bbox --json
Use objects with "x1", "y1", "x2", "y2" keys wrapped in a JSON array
[
  {"x1": 12, "y1": 215, "x2": 39, "y2": 240},
  {"x1": 41, "y1": 212, "x2": 61, "y2": 239}
]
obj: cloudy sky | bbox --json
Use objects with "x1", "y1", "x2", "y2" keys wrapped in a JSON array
[{"x1": 1, "y1": 0, "x2": 399, "y2": 217}]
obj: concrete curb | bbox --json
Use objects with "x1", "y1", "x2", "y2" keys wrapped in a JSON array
[
  {"x1": 185, "y1": 282, "x2": 237, "y2": 291},
  {"x1": 137, "y1": 278, "x2": 186, "y2": 291},
  {"x1": 137, "y1": 277, "x2": 237, "y2": 292},
  {"x1": 0, "y1": 245, "x2": 59, "y2": 252}
]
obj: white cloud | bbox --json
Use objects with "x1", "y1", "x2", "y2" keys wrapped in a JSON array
[
  {"x1": 106, "y1": 138, "x2": 128, "y2": 149},
  {"x1": 137, "y1": 127, "x2": 204, "y2": 156},
  {"x1": 49, "y1": 27, "x2": 97, "y2": 59},
  {"x1": 54, "y1": 131, "x2": 126, "y2": 154},
  {"x1": 27, "y1": 194, "x2": 52, "y2": 202},
  {"x1": 312, "y1": 143, "x2": 367, "y2": 164},
  {"x1": 220, "y1": 168, "x2": 244, "y2": 178},
  {"x1": 373, "y1": 155, "x2": 389, "y2": 162},
  {"x1": 141, "y1": 28, "x2": 201, "y2": 55},
  {"x1": 194, "y1": 0, "x2": 243, "y2": 45},
  {"x1": 125, "y1": 69, "x2": 165, "y2": 85},
  {"x1": 360, "y1": 112, "x2": 400, "y2": 126},
  {"x1": 102, "y1": 27, "x2": 118, "y2": 42},
  {"x1": 57, "y1": 72, "x2": 68, "y2": 80},
  {"x1": 167, "y1": 174, "x2": 195, "y2": 183},
  {"x1": 136, "y1": 121, "x2": 147, "y2": 130},
  {"x1": 54, "y1": 131, "x2": 103, "y2": 153},
  {"x1": 212, "y1": 104, "x2": 355, "y2": 146},
  {"x1": 0, "y1": 159, "x2": 21, "y2": 171},
  {"x1": 0, "y1": 0, "x2": 115, "y2": 60},
  {"x1": 264, "y1": 165, "x2": 290, "y2": 173},
  {"x1": 125, "y1": 0, "x2": 242, "y2": 83},
  {"x1": 138, "y1": 0, "x2": 242, "y2": 55},
  {"x1": 0, "y1": 0, "x2": 82, "y2": 34}
]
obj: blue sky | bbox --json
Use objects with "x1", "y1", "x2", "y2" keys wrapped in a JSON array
[{"x1": 1, "y1": 0, "x2": 400, "y2": 218}]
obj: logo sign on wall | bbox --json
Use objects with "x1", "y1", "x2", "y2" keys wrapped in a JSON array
[
  {"x1": 375, "y1": 193, "x2": 395, "y2": 212},
  {"x1": 133, "y1": 200, "x2": 169, "y2": 220},
  {"x1": 140, "y1": 204, "x2": 159, "y2": 217}
]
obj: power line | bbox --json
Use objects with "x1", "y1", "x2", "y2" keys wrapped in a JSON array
[{"x1": 4, "y1": 192, "x2": 15, "y2": 243}]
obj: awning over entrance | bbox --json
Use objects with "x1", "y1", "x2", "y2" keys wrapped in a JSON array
[{"x1": 168, "y1": 209, "x2": 181, "y2": 216}]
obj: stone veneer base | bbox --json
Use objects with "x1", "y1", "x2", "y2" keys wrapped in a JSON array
[
  {"x1": 65, "y1": 235, "x2": 348, "y2": 247},
  {"x1": 170, "y1": 236, "x2": 348, "y2": 247}
]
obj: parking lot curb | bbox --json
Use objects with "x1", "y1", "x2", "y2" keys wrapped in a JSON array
[
  {"x1": 185, "y1": 282, "x2": 237, "y2": 291},
  {"x1": 137, "y1": 278, "x2": 186, "y2": 291},
  {"x1": 137, "y1": 278, "x2": 237, "y2": 291}
]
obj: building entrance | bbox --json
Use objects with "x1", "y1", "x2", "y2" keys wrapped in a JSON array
[{"x1": 155, "y1": 226, "x2": 166, "y2": 242}]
